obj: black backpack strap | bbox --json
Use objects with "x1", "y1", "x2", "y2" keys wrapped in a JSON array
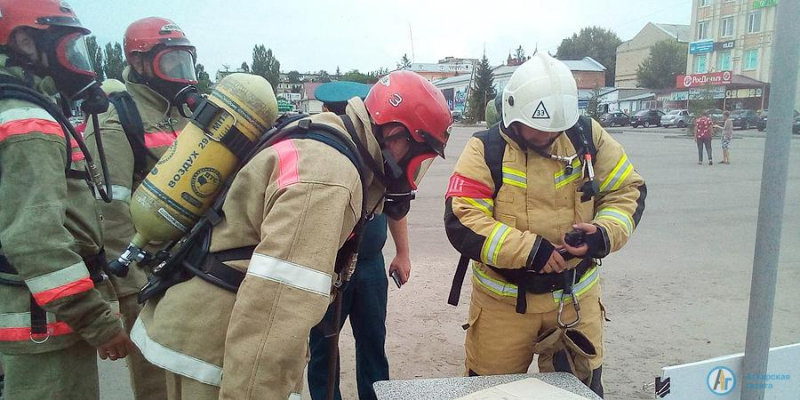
[
  {"x1": 449, "y1": 125, "x2": 506, "y2": 307},
  {"x1": 564, "y1": 115, "x2": 596, "y2": 160},
  {"x1": 471, "y1": 124, "x2": 505, "y2": 197},
  {"x1": 448, "y1": 256, "x2": 471, "y2": 307},
  {"x1": 107, "y1": 91, "x2": 157, "y2": 175}
]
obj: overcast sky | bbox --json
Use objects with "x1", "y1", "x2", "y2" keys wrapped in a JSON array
[{"x1": 68, "y1": 0, "x2": 693, "y2": 77}]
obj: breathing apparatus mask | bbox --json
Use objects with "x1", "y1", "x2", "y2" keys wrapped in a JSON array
[
  {"x1": 24, "y1": 27, "x2": 107, "y2": 112},
  {"x1": 130, "y1": 46, "x2": 201, "y2": 116},
  {"x1": 377, "y1": 126, "x2": 438, "y2": 220}
]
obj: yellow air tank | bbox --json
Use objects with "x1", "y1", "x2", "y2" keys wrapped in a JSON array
[{"x1": 108, "y1": 73, "x2": 278, "y2": 276}]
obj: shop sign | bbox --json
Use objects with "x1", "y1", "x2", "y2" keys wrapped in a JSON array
[
  {"x1": 676, "y1": 71, "x2": 733, "y2": 88},
  {"x1": 689, "y1": 40, "x2": 714, "y2": 54},
  {"x1": 753, "y1": 0, "x2": 778, "y2": 9},
  {"x1": 689, "y1": 86, "x2": 726, "y2": 100},
  {"x1": 725, "y1": 88, "x2": 764, "y2": 99},
  {"x1": 714, "y1": 40, "x2": 736, "y2": 51}
]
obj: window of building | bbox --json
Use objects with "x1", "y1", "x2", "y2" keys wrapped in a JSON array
[
  {"x1": 698, "y1": 20, "x2": 711, "y2": 40},
  {"x1": 744, "y1": 49, "x2": 759, "y2": 70},
  {"x1": 720, "y1": 17, "x2": 735, "y2": 37},
  {"x1": 695, "y1": 54, "x2": 708, "y2": 73},
  {"x1": 717, "y1": 51, "x2": 732, "y2": 71},
  {"x1": 700, "y1": 0, "x2": 711, "y2": 6},
  {"x1": 747, "y1": 11, "x2": 762, "y2": 33}
]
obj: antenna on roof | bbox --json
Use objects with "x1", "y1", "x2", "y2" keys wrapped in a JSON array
[{"x1": 409, "y1": 22, "x2": 416, "y2": 63}]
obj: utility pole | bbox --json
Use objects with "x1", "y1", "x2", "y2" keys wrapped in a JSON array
[{"x1": 741, "y1": 0, "x2": 799, "y2": 399}]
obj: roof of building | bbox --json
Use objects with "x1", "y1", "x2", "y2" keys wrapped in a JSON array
[
  {"x1": 560, "y1": 57, "x2": 606, "y2": 72},
  {"x1": 653, "y1": 23, "x2": 691, "y2": 42},
  {"x1": 302, "y1": 82, "x2": 323, "y2": 100},
  {"x1": 619, "y1": 92, "x2": 655, "y2": 101},
  {"x1": 730, "y1": 74, "x2": 767, "y2": 86}
]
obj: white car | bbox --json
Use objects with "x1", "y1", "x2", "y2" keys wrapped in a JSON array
[{"x1": 661, "y1": 109, "x2": 690, "y2": 128}]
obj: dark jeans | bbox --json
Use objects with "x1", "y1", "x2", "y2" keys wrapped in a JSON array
[
  {"x1": 309, "y1": 215, "x2": 390, "y2": 400},
  {"x1": 697, "y1": 137, "x2": 712, "y2": 162}
]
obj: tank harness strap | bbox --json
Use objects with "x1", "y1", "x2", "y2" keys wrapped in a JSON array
[
  {"x1": 1, "y1": 250, "x2": 106, "y2": 341},
  {"x1": 107, "y1": 91, "x2": 157, "y2": 175},
  {"x1": 189, "y1": 100, "x2": 254, "y2": 161},
  {"x1": 447, "y1": 255, "x2": 470, "y2": 307}
]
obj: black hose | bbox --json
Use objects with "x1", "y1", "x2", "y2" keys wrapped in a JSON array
[
  {"x1": 91, "y1": 112, "x2": 114, "y2": 203},
  {"x1": 0, "y1": 84, "x2": 113, "y2": 202}
]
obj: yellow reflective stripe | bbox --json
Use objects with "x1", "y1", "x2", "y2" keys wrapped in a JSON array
[
  {"x1": 611, "y1": 163, "x2": 634, "y2": 191},
  {"x1": 600, "y1": 154, "x2": 633, "y2": 192},
  {"x1": 472, "y1": 265, "x2": 518, "y2": 297},
  {"x1": 462, "y1": 197, "x2": 494, "y2": 216},
  {"x1": 553, "y1": 266, "x2": 599, "y2": 303},
  {"x1": 596, "y1": 207, "x2": 634, "y2": 235},
  {"x1": 481, "y1": 223, "x2": 510, "y2": 265},
  {"x1": 502, "y1": 167, "x2": 527, "y2": 189},
  {"x1": 491, "y1": 225, "x2": 513, "y2": 265}
]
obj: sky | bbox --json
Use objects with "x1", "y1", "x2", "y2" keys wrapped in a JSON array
[{"x1": 68, "y1": 0, "x2": 693, "y2": 77}]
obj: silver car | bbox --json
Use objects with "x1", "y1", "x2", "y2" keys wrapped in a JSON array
[{"x1": 661, "y1": 109, "x2": 690, "y2": 128}]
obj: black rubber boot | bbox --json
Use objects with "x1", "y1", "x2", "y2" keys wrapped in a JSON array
[{"x1": 589, "y1": 366, "x2": 604, "y2": 398}]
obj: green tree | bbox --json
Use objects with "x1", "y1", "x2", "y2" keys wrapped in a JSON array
[
  {"x1": 318, "y1": 70, "x2": 331, "y2": 83},
  {"x1": 240, "y1": 62, "x2": 250, "y2": 73},
  {"x1": 586, "y1": 86, "x2": 604, "y2": 119},
  {"x1": 397, "y1": 53, "x2": 412, "y2": 69},
  {"x1": 514, "y1": 45, "x2": 526, "y2": 64},
  {"x1": 251, "y1": 45, "x2": 280, "y2": 89},
  {"x1": 287, "y1": 70, "x2": 301, "y2": 83},
  {"x1": 335, "y1": 66, "x2": 341, "y2": 79},
  {"x1": 467, "y1": 52, "x2": 494, "y2": 123},
  {"x1": 195, "y1": 63, "x2": 212, "y2": 94},
  {"x1": 341, "y1": 69, "x2": 371, "y2": 84},
  {"x1": 556, "y1": 26, "x2": 622, "y2": 86},
  {"x1": 86, "y1": 35, "x2": 104, "y2": 81},
  {"x1": 636, "y1": 39, "x2": 689, "y2": 89},
  {"x1": 103, "y1": 42, "x2": 126, "y2": 81}
]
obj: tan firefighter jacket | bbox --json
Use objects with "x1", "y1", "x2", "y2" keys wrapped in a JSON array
[
  {"x1": 85, "y1": 67, "x2": 189, "y2": 298},
  {"x1": 0, "y1": 55, "x2": 122, "y2": 354},
  {"x1": 133, "y1": 97, "x2": 384, "y2": 399},
  {"x1": 445, "y1": 119, "x2": 646, "y2": 313}
]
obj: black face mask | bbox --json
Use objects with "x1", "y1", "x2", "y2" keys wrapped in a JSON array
[
  {"x1": 129, "y1": 67, "x2": 200, "y2": 112},
  {"x1": 33, "y1": 28, "x2": 104, "y2": 107}
]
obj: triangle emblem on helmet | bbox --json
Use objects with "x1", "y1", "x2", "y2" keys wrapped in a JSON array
[{"x1": 532, "y1": 101, "x2": 550, "y2": 119}]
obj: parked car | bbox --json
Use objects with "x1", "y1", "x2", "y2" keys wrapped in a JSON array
[
  {"x1": 598, "y1": 112, "x2": 629, "y2": 127},
  {"x1": 451, "y1": 110, "x2": 463, "y2": 122},
  {"x1": 757, "y1": 110, "x2": 800, "y2": 133},
  {"x1": 705, "y1": 108, "x2": 725, "y2": 125},
  {"x1": 756, "y1": 110, "x2": 768, "y2": 131},
  {"x1": 661, "y1": 109, "x2": 690, "y2": 128},
  {"x1": 795, "y1": 115, "x2": 800, "y2": 134},
  {"x1": 730, "y1": 109, "x2": 759, "y2": 130},
  {"x1": 630, "y1": 109, "x2": 664, "y2": 128}
]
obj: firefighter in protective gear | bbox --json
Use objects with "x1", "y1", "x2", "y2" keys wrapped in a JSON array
[
  {"x1": 444, "y1": 53, "x2": 646, "y2": 398},
  {"x1": 132, "y1": 70, "x2": 451, "y2": 400},
  {"x1": 0, "y1": 1, "x2": 132, "y2": 399},
  {"x1": 83, "y1": 17, "x2": 199, "y2": 400}
]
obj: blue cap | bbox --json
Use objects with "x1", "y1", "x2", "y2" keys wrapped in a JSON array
[{"x1": 315, "y1": 81, "x2": 371, "y2": 103}]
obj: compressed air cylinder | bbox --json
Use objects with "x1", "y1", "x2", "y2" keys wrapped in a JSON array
[{"x1": 128, "y1": 73, "x2": 278, "y2": 249}]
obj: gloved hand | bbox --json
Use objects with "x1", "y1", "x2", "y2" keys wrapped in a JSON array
[{"x1": 562, "y1": 223, "x2": 608, "y2": 259}]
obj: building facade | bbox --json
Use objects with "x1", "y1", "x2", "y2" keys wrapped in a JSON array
[
  {"x1": 615, "y1": 23, "x2": 691, "y2": 88},
  {"x1": 684, "y1": 0, "x2": 781, "y2": 110}
]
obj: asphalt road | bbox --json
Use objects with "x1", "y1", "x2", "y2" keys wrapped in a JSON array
[{"x1": 96, "y1": 125, "x2": 800, "y2": 399}]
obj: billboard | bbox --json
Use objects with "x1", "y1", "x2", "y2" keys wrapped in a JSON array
[
  {"x1": 689, "y1": 40, "x2": 714, "y2": 54},
  {"x1": 676, "y1": 71, "x2": 733, "y2": 88}
]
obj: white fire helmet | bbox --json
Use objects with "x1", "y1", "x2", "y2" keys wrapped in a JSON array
[{"x1": 502, "y1": 52, "x2": 579, "y2": 133}]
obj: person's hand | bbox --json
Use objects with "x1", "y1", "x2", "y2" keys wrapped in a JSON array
[
  {"x1": 562, "y1": 223, "x2": 598, "y2": 257},
  {"x1": 388, "y1": 253, "x2": 411, "y2": 285},
  {"x1": 97, "y1": 331, "x2": 133, "y2": 361},
  {"x1": 539, "y1": 248, "x2": 567, "y2": 274}
]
